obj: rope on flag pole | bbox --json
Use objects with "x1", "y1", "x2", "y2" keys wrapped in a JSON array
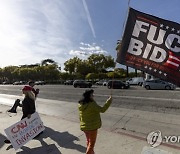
[
  {"x1": 111, "y1": 0, "x2": 131, "y2": 96},
  {"x1": 110, "y1": 66, "x2": 115, "y2": 96},
  {"x1": 121, "y1": 0, "x2": 131, "y2": 38}
]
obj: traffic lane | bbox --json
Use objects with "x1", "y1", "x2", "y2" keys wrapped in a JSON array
[
  {"x1": 97, "y1": 85, "x2": 180, "y2": 99},
  {"x1": 36, "y1": 85, "x2": 180, "y2": 115},
  {"x1": 0, "y1": 84, "x2": 179, "y2": 102},
  {"x1": 0, "y1": 85, "x2": 180, "y2": 115},
  {"x1": 34, "y1": 84, "x2": 180, "y2": 99},
  {"x1": 37, "y1": 85, "x2": 180, "y2": 100}
]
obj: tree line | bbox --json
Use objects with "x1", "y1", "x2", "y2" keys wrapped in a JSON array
[{"x1": 0, "y1": 55, "x2": 142, "y2": 84}]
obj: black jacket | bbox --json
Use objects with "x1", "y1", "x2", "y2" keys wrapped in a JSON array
[{"x1": 22, "y1": 96, "x2": 35, "y2": 118}]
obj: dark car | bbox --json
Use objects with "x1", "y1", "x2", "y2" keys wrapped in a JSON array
[
  {"x1": 64, "y1": 80, "x2": 74, "y2": 85},
  {"x1": 2, "y1": 81, "x2": 11, "y2": 85},
  {"x1": 107, "y1": 80, "x2": 130, "y2": 89},
  {"x1": 73, "y1": 80, "x2": 92, "y2": 88}
]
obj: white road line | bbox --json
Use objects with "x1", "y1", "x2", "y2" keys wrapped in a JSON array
[{"x1": 95, "y1": 94, "x2": 180, "y2": 102}]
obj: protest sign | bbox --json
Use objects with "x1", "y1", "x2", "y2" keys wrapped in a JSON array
[{"x1": 4, "y1": 112, "x2": 45, "y2": 150}]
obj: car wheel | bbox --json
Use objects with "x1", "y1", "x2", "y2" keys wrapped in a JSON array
[
  {"x1": 121, "y1": 85, "x2": 125, "y2": 89},
  {"x1": 138, "y1": 82, "x2": 142, "y2": 86},
  {"x1": 108, "y1": 85, "x2": 111, "y2": 89},
  {"x1": 145, "y1": 85, "x2": 150, "y2": 90},
  {"x1": 74, "y1": 85, "x2": 77, "y2": 88},
  {"x1": 165, "y1": 85, "x2": 171, "y2": 90}
]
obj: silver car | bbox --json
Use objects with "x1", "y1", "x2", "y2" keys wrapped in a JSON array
[{"x1": 143, "y1": 79, "x2": 176, "y2": 90}]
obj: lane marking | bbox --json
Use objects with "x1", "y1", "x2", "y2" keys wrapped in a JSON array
[{"x1": 95, "y1": 94, "x2": 180, "y2": 102}]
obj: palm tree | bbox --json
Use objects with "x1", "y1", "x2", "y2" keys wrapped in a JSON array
[
  {"x1": 41, "y1": 59, "x2": 56, "y2": 66},
  {"x1": 116, "y1": 40, "x2": 129, "y2": 77}
]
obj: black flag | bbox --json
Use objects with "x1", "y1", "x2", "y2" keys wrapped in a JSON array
[{"x1": 117, "y1": 8, "x2": 180, "y2": 86}]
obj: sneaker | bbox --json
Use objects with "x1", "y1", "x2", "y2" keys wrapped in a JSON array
[{"x1": 4, "y1": 139, "x2": 11, "y2": 144}]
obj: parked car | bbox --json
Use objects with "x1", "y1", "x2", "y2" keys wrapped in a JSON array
[
  {"x1": 126, "y1": 77, "x2": 144, "y2": 86},
  {"x1": 107, "y1": 80, "x2": 130, "y2": 89},
  {"x1": 13, "y1": 81, "x2": 26, "y2": 85},
  {"x1": 64, "y1": 80, "x2": 74, "y2": 85},
  {"x1": 103, "y1": 81, "x2": 108, "y2": 86},
  {"x1": 143, "y1": 79, "x2": 176, "y2": 90},
  {"x1": 35, "y1": 81, "x2": 46, "y2": 85},
  {"x1": 96, "y1": 80, "x2": 107, "y2": 86},
  {"x1": 2, "y1": 81, "x2": 11, "y2": 85},
  {"x1": 73, "y1": 80, "x2": 92, "y2": 88}
]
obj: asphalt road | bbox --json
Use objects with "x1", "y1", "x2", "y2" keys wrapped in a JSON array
[{"x1": 0, "y1": 84, "x2": 180, "y2": 115}]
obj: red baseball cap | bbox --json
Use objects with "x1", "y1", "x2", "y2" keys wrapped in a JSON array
[{"x1": 22, "y1": 86, "x2": 33, "y2": 91}]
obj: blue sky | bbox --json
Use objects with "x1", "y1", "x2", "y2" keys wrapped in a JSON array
[{"x1": 0, "y1": 0, "x2": 179, "y2": 70}]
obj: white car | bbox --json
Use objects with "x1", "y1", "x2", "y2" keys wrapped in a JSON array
[
  {"x1": 96, "y1": 80, "x2": 105, "y2": 86},
  {"x1": 126, "y1": 77, "x2": 144, "y2": 86},
  {"x1": 103, "y1": 81, "x2": 108, "y2": 86}
]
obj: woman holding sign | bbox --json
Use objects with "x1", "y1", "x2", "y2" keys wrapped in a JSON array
[
  {"x1": 4, "y1": 81, "x2": 40, "y2": 144},
  {"x1": 21, "y1": 82, "x2": 37, "y2": 119}
]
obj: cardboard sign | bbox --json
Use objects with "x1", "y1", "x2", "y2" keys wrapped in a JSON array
[{"x1": 4, "y1": 112, "x2": 45, "y2": 150}]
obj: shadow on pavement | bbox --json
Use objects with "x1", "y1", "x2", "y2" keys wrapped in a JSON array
[
  {"x1": 17, "y1": 144, "x2": 61, "y2": 154},
  {"x1": 10, "y1": 126, "x2": 86, "y2": 154},
  {"x1": 0, "y1": 133, "x2": 6, "y2": 149}
]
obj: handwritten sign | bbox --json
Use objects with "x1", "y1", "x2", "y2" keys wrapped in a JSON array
[{"x1": 4, "y1": 112, "x2": 45, "y2": 150}]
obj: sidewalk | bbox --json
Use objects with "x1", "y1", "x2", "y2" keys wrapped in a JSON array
[{"x1": 0, "y1": 96, "x2": 180, "y2": 153}]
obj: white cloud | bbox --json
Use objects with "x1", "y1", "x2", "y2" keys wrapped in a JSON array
[
  {"x1": 80, "y1": 42, "x2": 91, "y2": 47},
  {"x1": 69, "y1": 42, "x2": 108, "y2": 57},
  {"x1": 82, "y1": 0, "x2": 96, "y2": 38},
  {"x1": 0, "y1": 1, "x2": 31, "y2": 66},
  {"x1": 69, "y1": 50, "x2": 87, "y2": 57},
  {"x1": 0, "y1": 0, "x2": 88, "y2": 67}
]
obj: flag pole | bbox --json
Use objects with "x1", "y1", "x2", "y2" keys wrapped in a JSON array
[
  {"x1": 111, "y1": 0, "x2": 130, "y2": 96},
  {"x1": 111, "y1": 0, "x2": 131, "y2": 96},
  {"x1": 121, "y1": 0, "x2": 131, "y2": 38}
]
